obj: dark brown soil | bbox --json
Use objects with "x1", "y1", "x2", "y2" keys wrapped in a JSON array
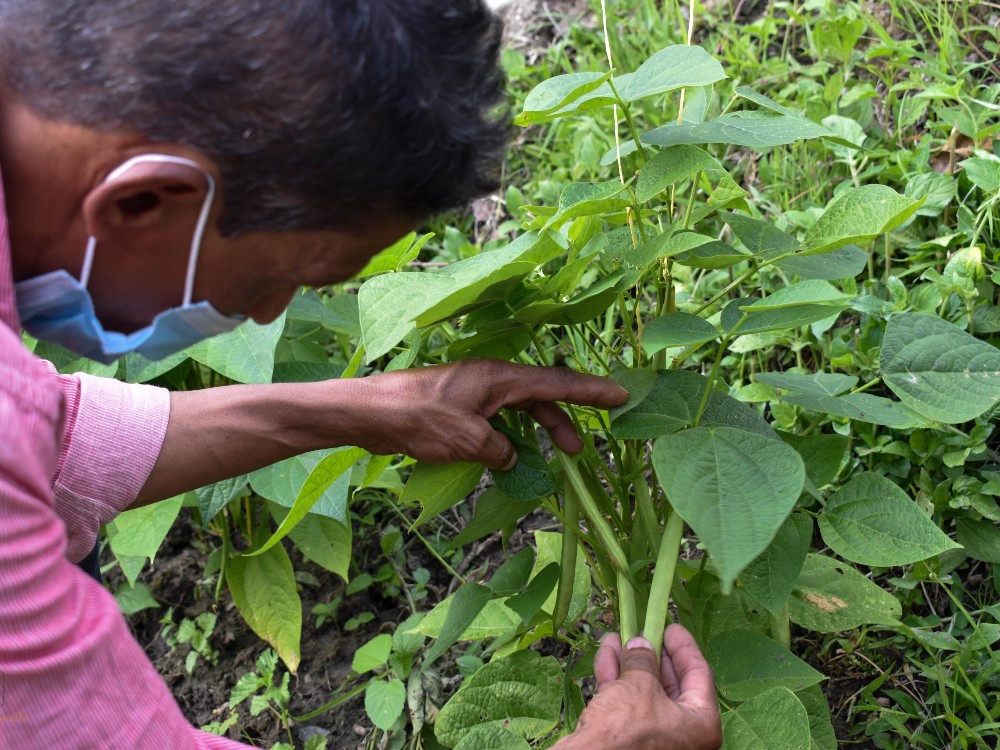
[{"x1": 111, "y1": 511, "x2": 391, "y2": 749}]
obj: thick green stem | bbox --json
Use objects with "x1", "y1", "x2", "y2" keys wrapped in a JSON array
[
  {"x1": 553, "y1": 482, "x2": 582, "y2": 631},
  {"x1": 770, "y1": 605, "x2": 791, "y2": 649},
  {"x1": 642, "y1": 508, "x2": 685, "y2": 661},
  {"x1": 618, "y1": 570, "x2": 639, "y2": 644}
]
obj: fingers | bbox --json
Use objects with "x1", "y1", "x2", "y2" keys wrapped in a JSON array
[
  {"x1": 490, "y1": 363, "x2": 629, "y2": 412},
  {"x1": 473, "y1": 421, "x2": 518, "y2": 470},
  {"x1": 594, "y1": 632, "x2": 622, "y2": 690},
  {"x1": 660, "y1": 630, "x2": 682, "y2": 700},
  {"x1": 527, "y1": 402, "x2": 584, "y2": 453},
  {"x1": 617, "y1": 636, "x2": 661, "y2": 684},
  {"x1": 664, "y1": 624, "x2": 718, "y2": 712}
]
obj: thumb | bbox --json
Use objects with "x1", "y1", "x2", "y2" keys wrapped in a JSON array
[
  {"x1": 477, "y1": 423, "x2": 518, "y2": 471},
  {"x1": 618, "y1": 637, "x2": 661, "y2": 682}
]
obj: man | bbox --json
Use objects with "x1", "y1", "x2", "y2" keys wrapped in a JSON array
[{"x1": 0, "y1": 1, "x2": 723, "y2": 748}]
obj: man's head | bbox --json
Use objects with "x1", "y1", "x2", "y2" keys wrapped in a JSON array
[
  {"x1": 0, "y1": 0, "x2": 510, "y2": 339},
  {"x1": 0, "y1": 0, "x2": 509, "y2": 236}
]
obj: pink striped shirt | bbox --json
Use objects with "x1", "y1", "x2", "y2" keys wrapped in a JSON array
[{"x1": 0, "y1": 171, "x2": 245, "y2": 747}]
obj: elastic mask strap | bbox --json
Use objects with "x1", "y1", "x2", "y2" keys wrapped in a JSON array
[
  {"x1": 89, "y1": 154, "x2": 216, "y2": 305},
  {"x1": 80, "y1": 236, "x2": 98, "y2": 288}
]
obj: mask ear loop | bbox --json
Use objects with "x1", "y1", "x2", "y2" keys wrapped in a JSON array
[
  {"x1": 180, "y1": 168, "x2": 216, "y2": 306},
  {"x1": 79, "y1": 236, "x2": 98, "y2": 289},
  {"x1": 81, "y1": 154, "x2": 216, "y2": 306}
]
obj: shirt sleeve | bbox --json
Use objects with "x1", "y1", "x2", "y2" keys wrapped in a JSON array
[
  {"x1": 0, "y1": 329, "x2": 246, "y2": 750},
  {"x1": 44, "y1": 366, "x2": 171, "y2": 562}
]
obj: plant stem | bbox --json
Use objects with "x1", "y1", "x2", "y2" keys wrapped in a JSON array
[
  {"x1": 693, "y1": 335, "x2": 730, "y2": 427},
  {"x1": 628, "y1": 447, "x2": 662, "y2": 556},
  {"x1": 642, "y1": 508, "x2": 685, "y2": 661},
  {"x1": 289, "y1": 679, "x2": 372, "y2": 722},
  {"x1": 557, "y1": 450, "x2": 630, "y2": 577},
  {"x1": 385, "y1": 504, "x2": 464, "y2": 582},
  {"x1": 770, "y1": 604, "x2": 791, "y2": 649},
  {"x1": 553, "y1": 482, "x2": 582, "y2": 631},
  {"x1": 215, "y1": 512, "x2": 231, "y2": 602},
  {"x1": 618, "y1": 569, "x2": 639, "y2": 644}
]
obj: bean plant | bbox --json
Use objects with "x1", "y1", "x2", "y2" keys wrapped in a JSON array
[{"x1": 343, "y1": 38, "x2": 1000, "y2": 749}]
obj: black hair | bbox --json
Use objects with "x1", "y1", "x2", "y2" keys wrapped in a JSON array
[{"x1": 0, "y1": 0, "x2": 509, "y2": 235}]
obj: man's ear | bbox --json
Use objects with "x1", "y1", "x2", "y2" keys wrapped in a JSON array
[{"x1": 81, "y1": 159, "x2": 214, "y2": 243}]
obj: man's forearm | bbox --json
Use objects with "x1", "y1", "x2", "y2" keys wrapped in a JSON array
[
  {"x1": 131, "y1": 379, "x2": 368, "y2": 508},
  {"x1": 131, "y1": 360, "x2": 631, "y2": 511}
]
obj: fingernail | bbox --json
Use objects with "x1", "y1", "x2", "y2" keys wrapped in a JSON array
[{"x1": 626, "y1": 637, "x2": 653, "y2": 651}]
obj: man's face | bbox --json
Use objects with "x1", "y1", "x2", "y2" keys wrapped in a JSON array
[{"x1": 86, "y1": 214, "x2": 416, "y2": 333}]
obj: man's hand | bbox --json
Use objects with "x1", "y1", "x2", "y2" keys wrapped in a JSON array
[
  {"x1": 554, "y1": 625, "x2": 723, "y2": 750},
  {"x1": 352, "y1": 359, "x2": 629, "y2": 470},
  {"x1": 136, "y1": 359, "x2": 627, "y2": 507}
]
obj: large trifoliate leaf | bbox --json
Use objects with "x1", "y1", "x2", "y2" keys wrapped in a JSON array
[
  {"x1": 778, "y1": 244, "x2": 868, "y2": 280},
  {"x1": 227, "y1": 542, "x2": 301, "y2": 673},
  {"x1": 435, "y1": 651, "x2": 563, "y2": 748},
  {"x1": 708, "y1": 629, "x2": 824, "y2": 701},
  {"x1": 779, "y1": 392, "x2": 929, "y2": 429},
  {"x1": 612, "y1": 370, "x2": 775, "y2": 440},
  {"x1": 802, "y1": 185, "x2": 922, "y2": 255},
  {"x1": 798, "y1": 683, "x2": 838, "y2": 750},
  {"x1": 740, "y1": 514, "x2": 813, "y2": 617},
  {"x1": 637, "y1": 145, "x2": 726, "y2": 203},
  {"x1": 642, "y1": 312, "x2": 721, "y2": 355},
  {"x1": 781, "y1": 433, "x2": 850, "y2": 489},
  {"x1": 640, "y1": 112, "x2": 834, "y2": 150},
  {"x1": 675, "y1": 571, "x2": 771, "y2": 646},
  {"x1": 620, "y1": 44, "x2": 728, "y2": 102},
  {"x1": 454, "y1": 727, "x2": 531, "y2": 750},
  {"x1": 251, "y1": 447, "x2": 367, "y2": 557},
  {"x1": 541, "y1": 182, "x2": 629, "y2": 229},
  {"x1": 107, "y1": 494, "x2": 185, "y2": 585},
  {"x1": 403, "y1": 462, "x2": 485, "y2": 526},
  {"x1": 818, "y1": 473, "x2": 960, "y2": 566},
  {"x1": 723, "y1": 211, "x2": 799, "y2": 260},
  {"x1": 755, "y1": 372, "x2": 858, "y2": 397},
  {"x1": 787, "y1": 554, "x2": 901, "y2": 632},
  {"x1": 425, "y1": 583, "x2": 494, "y2": 665},
  {"x1": 727, "y1": 281, "x2": 853, "y2": 335},
  {"x1": 359, "y1": 231, "x2": 561, "y2": 360},
  {"x1": 519, "y1": 45, "x2": 726, "y2": 127},
  {"x1": 653, "y1": 426, "x2": 805, "y2": 591},
  {"x1": 250, "y1": 449, "x2": 352, "y2": 522},
  {"x1": 187, "y1": 312, "x2": 286, "y2": 384},
  {"x1": 956, "y1": 517, "x2": 1000, "y2": 564},
  {"x1": 880, "y1": 313, "x2": 1000, "y2": 423},
  {"x1": 721, "y1": 687, "x2": 811, "y2": 750},
  {"x1": 515, "y1": 72, "x2": 611, "y2": 125},
  {"x1": 416, "y1": 598, "x2": 521, "y2": 641}
]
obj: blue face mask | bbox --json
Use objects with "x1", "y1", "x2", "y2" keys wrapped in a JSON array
[{"x1": 14, "y1": 154, "x2": 245, "y2": 364}]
